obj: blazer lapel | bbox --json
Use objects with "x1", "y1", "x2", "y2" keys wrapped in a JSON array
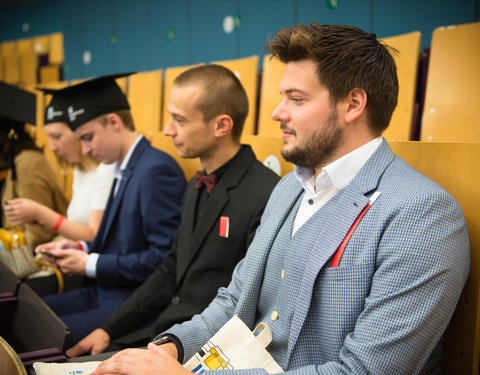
[
  {"x1": 176, "y1": 146, "x2": 256, "y2": 282},
  {"x1": 99, "y1": 137, "x2": 149, "y2": 248}
]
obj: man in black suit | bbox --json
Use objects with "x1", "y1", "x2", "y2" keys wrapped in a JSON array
[{"x1": 67, "y1": 64, "x2": 280, "y2": 357}]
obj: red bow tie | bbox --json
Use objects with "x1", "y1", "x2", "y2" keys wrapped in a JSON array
[{"x1": 195, "y1": 171, "x2": 217, "y2": 194}]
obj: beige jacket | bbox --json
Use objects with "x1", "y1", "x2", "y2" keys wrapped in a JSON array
[{"x1": 2, "y1": 150, "x2": 69, "y2": 250}]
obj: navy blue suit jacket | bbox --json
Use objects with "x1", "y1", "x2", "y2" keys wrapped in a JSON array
[{"x1": 88, "y1": 137, "x2": 185, "y2": 314}]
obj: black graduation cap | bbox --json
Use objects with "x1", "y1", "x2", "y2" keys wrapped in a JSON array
[
  {"x1": 0, "y1": 81, "x2": 37, "y2": 180},
  {"x1": 0, "y1": 81, "x2": 37, "y2": 128},
  {"x1": 52, "y1": 72, "x2": 134, "y2": 131},
  {"x1": 36, "y1": 87, "x2": 70, "y2": 125}
]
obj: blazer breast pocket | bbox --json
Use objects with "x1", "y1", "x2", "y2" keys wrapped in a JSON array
[
  {"x1": 320, "y1": 263, "x2": 372, "y2": 282},
  {"x1": 201, "y1": 233, "x2": 238, "y2": 268},
  {"x1": 312, "y1": 263, "x2": 374, "y2": 312}
]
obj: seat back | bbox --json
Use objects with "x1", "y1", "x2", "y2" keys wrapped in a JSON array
[
  {"x1": 421, "y1": 22, "x2": 480, "y2": 142},
  {"x1": 0, "y1": 283, "x2": 70, "y2": 353},
  {"x1": 381, "y1": 31, "x2": 421, "y2": 141},
  {"x1": 211, "y1": 56, "x2": 259, "y2": 136},
  {"x1": 241, "y1": 135, "x2": 293, "y2": 177},
  {"x1": 127, "y1": 68, "x2": 163, "y2": 139},
  {"x1": 389, "y1": 141, "x2": 480, "y2": 374},
  {"x1": 257, "y1": 55, "x2": 284, "y2": 137},
  {"x1": 0, "y1": 260, "x2": 20, "y2": 298}
]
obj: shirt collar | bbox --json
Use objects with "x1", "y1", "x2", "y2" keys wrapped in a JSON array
[
  {"x1": 294, "y1": 137, "x2": 383, "y2": 196},
  {"x1": 114, "y1": 134, "x2": 143, "y2": 179}
]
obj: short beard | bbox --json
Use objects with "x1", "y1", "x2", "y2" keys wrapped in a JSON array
[{"x1": 281, "y1": 109, "x2": 342, "y2": 169}]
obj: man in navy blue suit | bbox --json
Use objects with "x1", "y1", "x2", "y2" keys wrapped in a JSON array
[{"x1": 37, "y1": 73, "x2": 186, "y2": 346}]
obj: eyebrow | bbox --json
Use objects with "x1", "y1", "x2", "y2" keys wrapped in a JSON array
[{"x1": 282, "y1": 88, "x2": 309, "y2": 96}]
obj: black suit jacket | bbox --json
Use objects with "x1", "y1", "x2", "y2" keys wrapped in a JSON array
[{"x1": 100, "y1": 145, "x2": 280, "y2": 347}]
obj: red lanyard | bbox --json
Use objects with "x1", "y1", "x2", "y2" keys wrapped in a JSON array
[{"x1": 330, "y1": 191, "x2": 381, "y2": 268}]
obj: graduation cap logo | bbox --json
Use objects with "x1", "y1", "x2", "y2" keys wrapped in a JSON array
[
  {"x1": 46, "y1": 106, "x2": 64, "y2": 122},
  {"x1": 45, "y1": 72, "x2": 135, "y2": 131},
  {"x1": 68, "y1": 106, "x2": 85, "y2": 123}
]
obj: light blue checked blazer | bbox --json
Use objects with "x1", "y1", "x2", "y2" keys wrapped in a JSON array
[{"x1": 166, "y1": 139, "x2": 470, "y2": 374}]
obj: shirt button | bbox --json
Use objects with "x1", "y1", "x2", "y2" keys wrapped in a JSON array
[
  {"x1": 271, "y1": 310, "x2": 279, "y2": 321},
  {"x1": 308, "y1": 199, "x2": 314, "y2": 205},
  {"x1": 281, "y1": 269, "x2": 285, "y2": 279},
  {"x1": 171, "y1": 296, "x2": 181, "y2": 305}
]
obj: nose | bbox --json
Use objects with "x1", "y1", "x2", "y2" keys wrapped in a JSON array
[
  {"x1": 163, "y1": 119, "x2": 176, "y2": 137},
  {"x1": 271, "y1": 99, "x2": 289, "y2": 123},
  {"x1": 49, "y1": 140, "x2": 57, "y2": 151},
  {"x1": 81, "y1": 142, "x2": 91, "y2": 155}
]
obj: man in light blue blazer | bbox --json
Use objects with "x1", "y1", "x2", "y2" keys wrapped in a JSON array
[{"x1": 93, "y1": 24, "x2": 470, "y2": 375}]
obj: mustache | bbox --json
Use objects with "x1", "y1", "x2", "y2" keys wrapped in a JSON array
[{"x1": 280, "y1": 123, "x2": 296, "y2": 135}]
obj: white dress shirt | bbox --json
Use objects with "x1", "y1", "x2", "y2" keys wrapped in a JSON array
[
  {"x1": 292, "y1": 137, "x2": 382, "y2": 236},
  {"x1": 85, "y1": 135, "x2": 144, "y2": 278}
]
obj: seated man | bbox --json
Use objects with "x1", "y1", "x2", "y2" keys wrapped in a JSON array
[
  {"x1": 38, "y1": 73, "x2": 186, "y2": 345},
  {"x1": 67, "y1": 64, "x2": 280, "y2": 357},
  {"x1": 92, "y1": 24, "x2": 470, "y2": 375}
]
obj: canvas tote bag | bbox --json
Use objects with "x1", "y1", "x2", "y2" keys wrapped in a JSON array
[{"x1": 184, "y1": 315, "x2": 283, "y2": 373}]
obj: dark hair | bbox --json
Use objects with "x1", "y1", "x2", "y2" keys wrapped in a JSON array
[
  {"x1": 0, "y1": 117, "x2": 40, "y2": 172},
  {"x1": 265, "y1": 23, "x2": 399, "y2": 134},
  {"x1": 174, "y1": 64, "x2": 249, "y2": 142}
]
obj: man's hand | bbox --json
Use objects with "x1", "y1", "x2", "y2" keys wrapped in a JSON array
[
  {"x1": 54, "y1": 248, "x2": 89, "y2": 275},
  {"x1": 91, "y1": 343, "x2": 189, "y2": 375},
  {"x1": 35, "y1": 239, "x2": 79, "y2": 255},
  {"x1": 67, "y1": 329, "x2": 111, "y2": 358}
]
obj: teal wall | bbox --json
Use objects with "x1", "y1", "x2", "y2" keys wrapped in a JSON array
[{"x1": 0, "y1": 0, "x2": 478, "y2": 80}]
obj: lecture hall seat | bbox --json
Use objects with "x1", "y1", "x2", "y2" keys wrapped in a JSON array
[
  {"x1": 0, "y1": 282, "x2": 70, "y2": 367},
  {"x1": 420, "y1": 22, "x2": 480, "y2": 142},
  {"x1": 211, "y1": 56, "x2": 260, "y2": 136},
  {"x1": 381, "y1": 31, "x2": 421, "y2": 141},
  {"x1": 241, "y1": 134, "x2": 293, "y2": 177},
  {"x1": 256, "y1": 55, "x2": 284, "y2": 137},
  {"x1": 389, "y1": 141, "x2": 480, "y2": 375},
  {"x1": 0, "y1": 260, "x2": 20, "y2": 301},
  {"x1": 127, "y1": 68, "x2": 163, "y2": 140}
]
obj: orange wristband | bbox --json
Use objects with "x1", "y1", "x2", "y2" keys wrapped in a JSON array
[{"x1": 52, "y1": 215, "x2": 65, "y2": 232}]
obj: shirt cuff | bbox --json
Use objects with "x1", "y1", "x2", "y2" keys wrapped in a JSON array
[
  {"x1": 79, "y1": 240, "x2": 89, "y2": 253},
  {"x1": 85, "y1": 253, "x2": 99, "y2": 278}
]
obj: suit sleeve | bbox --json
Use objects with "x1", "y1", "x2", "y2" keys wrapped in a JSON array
[
  {"x1": 96, "y1": 159, "x2": 185, "y2": 287},
  {"x1": 100, "y1": 238, "x2": 178, "y2": 339}
]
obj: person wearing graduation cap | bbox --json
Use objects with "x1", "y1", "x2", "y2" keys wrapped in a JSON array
[
  {"x1": 37, "y1": 72, "x2": 186, "y2": 346},
  {"x1": 5, "y1": 88, "x2": 115, "y2": 244},
  {"x1": 0, "y1": 81, "x2": 69, "y2": 250}
]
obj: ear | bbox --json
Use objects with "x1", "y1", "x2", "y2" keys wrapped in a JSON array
[
  {"x1": 106, "y1": 113, "x2": 122, "y2": 131},
  {"x1": 213, "y1": 114, "x2": 234, "y2": 138},
  {"x1": 344, "y1": 88, "x2": 367, "y2": 124}
]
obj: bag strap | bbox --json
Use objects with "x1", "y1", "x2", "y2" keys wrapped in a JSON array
[{"x1": 252, "y1": 322, "x2": 273, "y2": 348}]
